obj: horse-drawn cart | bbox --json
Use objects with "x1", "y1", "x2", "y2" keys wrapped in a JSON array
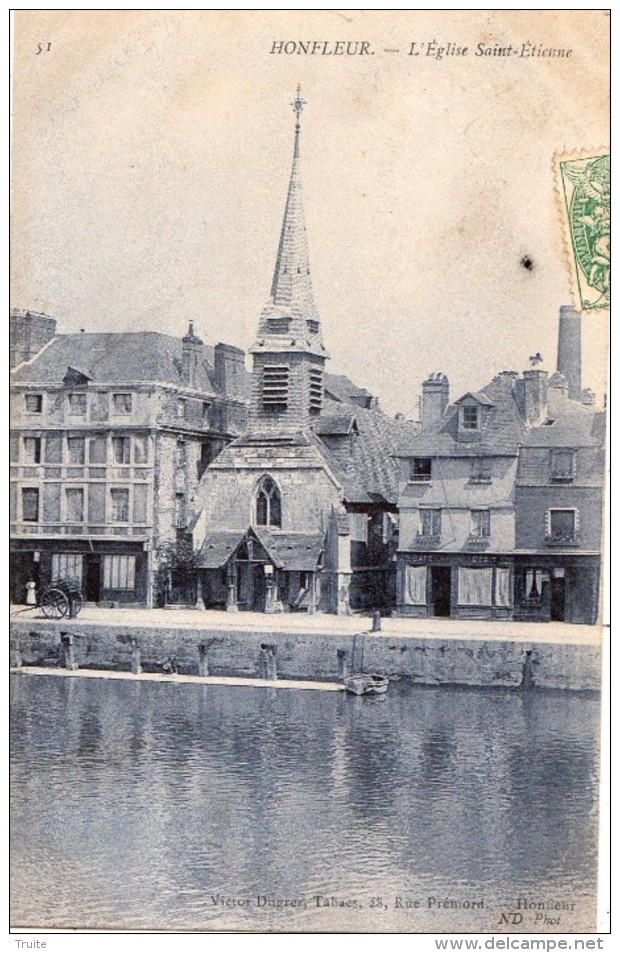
[{"x1": 39, "y1": 578, "x2": 84, "y2": 619}]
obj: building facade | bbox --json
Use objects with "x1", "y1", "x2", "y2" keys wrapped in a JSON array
[
  {"x1": 10, "y1": 313, "x2": 248, "y2": 606},
  {"x1": 394, "y1": 307, "x2": 605, "y2": 624},
  {"x1": 513, "y1": 384, "x2": 605, "y2": 624},
  {"x1": 192, "y1": 90, "x2": 417, "y2": 614}
]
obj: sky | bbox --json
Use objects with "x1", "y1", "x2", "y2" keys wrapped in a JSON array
[{"x1": 11, "y1": 10, "x2": 609, "y2": 416}]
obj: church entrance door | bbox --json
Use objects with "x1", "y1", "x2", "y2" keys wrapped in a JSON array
[{"x1": 236, "y1": 560, "x2": 267, "y2": 612}]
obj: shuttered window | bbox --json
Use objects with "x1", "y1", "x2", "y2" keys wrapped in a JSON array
[{"x1": 103, "y1": 555, "x2": 135, "y2": 590}]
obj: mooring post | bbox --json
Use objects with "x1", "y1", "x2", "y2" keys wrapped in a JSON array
[
  {"x1": 260, "y1": 643, "x2": 278, "y2": 680},
  {"x1": 198, "y1": 643, "x2": 209, "y2": 677},
  {"x1": 131, "y1": 639, "x2": 142, "y2": 675},
  {"x1": 60, "y1": 632, "x2": 77, "y2": 671},
  {"x1": 372, "y1": 610, "x2": 382, "y2": 632},
  {"x1": 337, "y1": 648, "x2": 349, "y2": 679}
]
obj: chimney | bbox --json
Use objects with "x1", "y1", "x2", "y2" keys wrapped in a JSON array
[
  {"x1": 213, "y1": 342, "x2": 246, "y2": 401},
  {"x1": 10, "y1": 309, "x2": 57, "y2": 368},
  {"x1": 547, "y1": 371, "x2": 569, "y2": 415},
  {"x1": 421, "y1": 373, "x2": 449, "y2": 429},
  {"x1": 556, "y1": 305, "x2": 582, "y2": 400},
  {"x1": 518, "y1": 369, "x2": 549, "y2": 425},
  {"x1": 181, "y1": 321, "x2": 204, "y2": 387}
]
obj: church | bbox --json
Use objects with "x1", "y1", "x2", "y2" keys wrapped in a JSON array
[{"x1": 191, "y1": 90, "x2": 418, "y2": 614}]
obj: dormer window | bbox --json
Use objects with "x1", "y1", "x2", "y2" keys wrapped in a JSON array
[
  {"x1": 255, "y1": 476, "x2": 282, "y2": 528},
  {"x1": 307, "y1": 320, "x2": 320, "y2": 334},
  {"x1": 461, "y1": 406, "x2": 479, "y2": 430}
]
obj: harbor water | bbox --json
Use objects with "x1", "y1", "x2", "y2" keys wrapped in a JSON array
[{"x1": 10, "y1": 673, "x2": 600, "y2": 932}]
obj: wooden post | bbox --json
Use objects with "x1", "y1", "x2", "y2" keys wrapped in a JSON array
[
  {"x1": 198, "y1": 643, "x2": 209, "y2": 677},
  {"x1": 131, "y1": 640, "x2": 142, "y2": 675},
  {"x1": 195, "y1": 572, "x2": 205, "y2": 610},
  {"x1": 226, "y1": 562, "x2": 239, "y2": 612},
  {"x1": 60, "y1": 632, "x2": 77, "y2": 671}
]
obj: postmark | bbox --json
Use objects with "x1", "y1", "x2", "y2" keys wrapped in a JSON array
[{"x1": 556, "y1": 151, "x2": 610, "y2": 311}]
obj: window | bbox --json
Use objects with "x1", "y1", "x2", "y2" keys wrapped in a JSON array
[
  {"x1": 113, "y1": 393, "x2": 133, "y2": 415},
  {"x1": 175, "y1": 493, "x2": 186, "y2": 529},
  {"x1": 307, "y1": 319, "x2": 320, "y2": 334},
  {"x1": 112, "y1": 436, "x2": 130, "y2": 464},
  {"x1": 255, "y1": 476, "x2": 282, "y2": 528},
  {"x1": 469, "y1": 457, "x2": 492, "y2": 484},
  {"x1": 22, "y1": 488, "x2": 39, "y2": 522},
  {"x1": 262, "y1": 365, "x2": 289, "y2": 411},
  {"x1": 52, "y1": 554, "x2": 83, "y2": 586},
  {"x1": 267, "y1": 317, "x2": 291, "y2": 333},
  {"x1": 458, "y1": 567, "x2": 493, "y2": 606},
  {"x1": 133, "y1": 435, "x2": 148, "y2": 464},
  {"x1": 309, "y1": 368, "x2": 323, "y2": 413},
  {"x1": 68, "y1": 393, "x2": 87, "y2": 415},
  {"x1": 176, "y1": 440, "x2": 187, "y2": 468},
  {"x1": 23, "y1": 437, "x2": 41, "y2": 464},
  {"x1": 177, "y1": 398, "x2": 187, "y2": 418},
  {"x1": 67, "y1": 437, "x2": 85, "y2": 465},
  {"x1": 524, "y1": 569, "x2": 549, "y2": 602},
  {"x1": 110, "y1": 488, "x2": 130, "y2": 522},
  {"x1": 551, "y1": 449, "x2": 575, "y2": 483},
  {"x1": 410, "y1": 457, "x2": 432, "y2": 482},
  {"x1": 547, "y1": 509, "x2": 577, "y2": 542},
  {"x1": 419, "y1": 508, "x2": 441, "y2": 537},
  {"x1": 470, "y1": 509, "x2": 491, "y2": 538},
  {"x1": 65, "y1": 488, "x2": 84, "y2": 522},
  {"x1": 103, "y1": 555, "x2": 135, "y2": 590},
  {"x1": 461, "y1": 405, "x2": 479, "y2": 430},
  {"x1": 403, "y1": 565, "x2": 427, "y2": 605},
  {"x1": 202, "y1": 402, "x2": 210, "y2": 418},
  {"x1": 495, "y1": 567, "x2": 512, "y2": 608},
  {"x1": 89, "y1": 436, "x2": 107, "y2": 464},
  {"x1": 25, "y1": 394, "x2": 43, "y2": 413}
]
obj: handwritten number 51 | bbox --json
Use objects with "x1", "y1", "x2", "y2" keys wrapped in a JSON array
[{"x1": 36, "y1": 42, "x2": 51, "y2": 55}]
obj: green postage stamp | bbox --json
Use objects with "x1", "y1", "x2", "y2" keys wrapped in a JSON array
[{"x1": 557, "y1": 152, "x2": 610, "y2": 311}]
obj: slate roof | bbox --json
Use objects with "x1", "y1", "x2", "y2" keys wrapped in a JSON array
[
  {"x1": 313, "y1": 396, "x2": 419, "y2": 505},
  {"x1": 10, "y1": 331, "x2": 236, "y2": 397},
  {"x1": 253, "y1": 528, "x2": 325, "y2": 570},
  {"x1": 523, "y1": 408, "x2": 606, "y2": 448},
  {"x1": 393, "y1": 374, "x2": 527, "y2": 458},
  {"x1": 196, "y1": 527, "x2": 324, "y2": 570},
  {"x1": 314, "y1": 414, "x2": 358, "y2": 436},
  {"x1": 197, "y1": 530, "x2": 246, "y2": 568},
  {"x1": 323, "y1": 373, "x2": 373, "y2": 404}
]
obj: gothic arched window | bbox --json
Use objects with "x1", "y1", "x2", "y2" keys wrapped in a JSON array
[{"x1": 255, "y1": 477, "x2": 282, "y2": 528}]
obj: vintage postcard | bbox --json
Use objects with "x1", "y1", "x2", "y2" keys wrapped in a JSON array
[{"x1": 10, "y1": 9, "x2": 610, "y2": 937}]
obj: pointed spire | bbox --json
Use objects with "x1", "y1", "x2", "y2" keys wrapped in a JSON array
[{"x1": 252, "y1": 88, "x2": 326, "y2": 357}]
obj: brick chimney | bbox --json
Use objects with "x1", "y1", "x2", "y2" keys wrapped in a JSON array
[
  {"x1": 181, "y1": 321, "x2": 204, "y2": 387},
  {"x1": 517, "y1": 369, "x2": 549, "y2": 425},
  {"x1": 213, "y1": 343, "x2": 246, "y2": 401},
  {"x1": 10, "y1": 309, "x2": 57, "y2": 368},
  {"x1": 556, "y1": 305, "x2": 582, "y2": 400},
  {"x1": 421, "y1": 373, "x2": 449, "y2": 429}
]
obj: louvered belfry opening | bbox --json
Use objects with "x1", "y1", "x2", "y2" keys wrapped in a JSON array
[{"x1": 249, "y1": 89, "x2": 328, "y2": 434}]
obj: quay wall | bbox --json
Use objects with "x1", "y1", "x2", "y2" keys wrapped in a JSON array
[{"x1": 9, "y1": 619, "x2": 601, "y2": 692}]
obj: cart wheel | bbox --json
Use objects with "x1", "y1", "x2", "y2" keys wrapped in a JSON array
[
  {"x1": 70, "y1": 593, "x2": 83, "y2": 618},
  {"x1": 41, "y1": 588, "x2": 69, "y2": 619}
]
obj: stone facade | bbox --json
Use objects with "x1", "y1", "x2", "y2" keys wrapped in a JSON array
[{"x1": 10, "y1": 319, "x2": 247, "y2": 607}]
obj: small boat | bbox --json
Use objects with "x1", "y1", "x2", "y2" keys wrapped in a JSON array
[{"x1": 344, "y1": 674, "x2": 389, "y2": 696}]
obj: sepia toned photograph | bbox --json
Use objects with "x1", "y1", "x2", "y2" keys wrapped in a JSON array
[{"x1": 9, "y1": 9, "x2": 609, "y2": 935}]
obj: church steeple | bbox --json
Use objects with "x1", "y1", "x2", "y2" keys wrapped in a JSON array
[
  {"x1": 249, "y1": 89, "x2": 328, "y2": 434},
  {"x1": 251, "y1": 87, "x2": 326, "y2": 358}
]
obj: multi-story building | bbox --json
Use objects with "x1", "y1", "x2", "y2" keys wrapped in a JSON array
[
  {"x1": 191, "y1": 90, "x2": 417, "y2": 614},
  {"x1": 10, "y1": 312, "x2": 248, "y2": 606},
  {"x1": 393, "y1": 370, "x2": 528, "y2": 620},
  {"x1": 393, "y1": 306, "x2": 605, "y2": 624},
  {"x1": 513, "y1": 376, "x2": 605, "y2": 625}
]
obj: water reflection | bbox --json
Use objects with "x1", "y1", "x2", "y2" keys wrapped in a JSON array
[{"x1": 10, "y1": 676, "x2": 599, "y2": 932}]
